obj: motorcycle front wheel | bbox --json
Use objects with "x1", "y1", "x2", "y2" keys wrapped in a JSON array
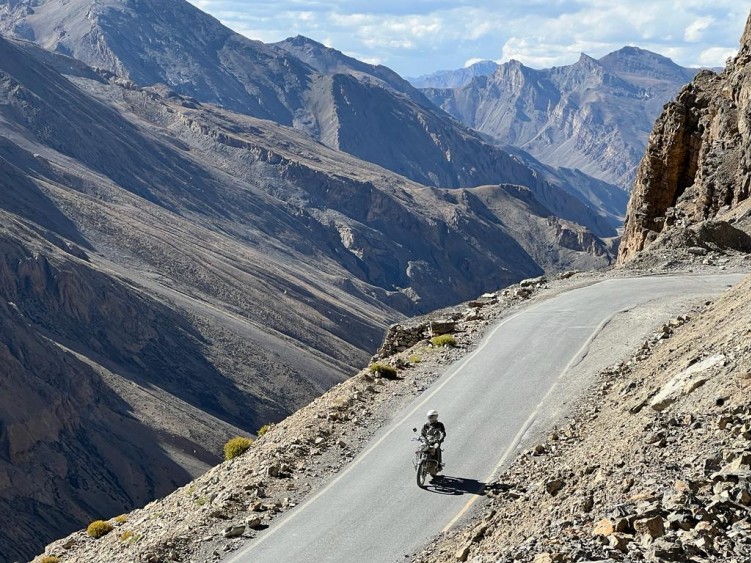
[{"x1": 416, "y1": 460, "x2": 428, "y2": 488}]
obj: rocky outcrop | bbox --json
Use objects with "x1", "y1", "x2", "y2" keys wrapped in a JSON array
[{"x1": 618, "y1": 11, "x2": 751, "y2": 264}]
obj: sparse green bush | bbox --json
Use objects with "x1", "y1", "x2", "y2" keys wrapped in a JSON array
[
  {"x1": 369, "y1": 363, "x2": 398, "y2": 379},
  {"x1": 86, "y1": 520, "x2": 114, "y2": 539},
  {"x1": 195, "y1": 496, "x2": 207, "y2": 506},
  {"x1": 408, "y1": 354, "x2": 422, "y2": 364},
  {"x1": 257, "y1": 424, "x2": 271, "y2": 438},
  {"x1": 430, "y1": 334, "x2": 456, "y2": 348},
  {"x1": 223, "y1": 436, "x2": 253, "y2": 460},
  {"x1": 114, "y1": 514, "x2": 128, "y2": 524},
  {"x1": 40, "y1": 557, "x2": 60, "y2": 563}
]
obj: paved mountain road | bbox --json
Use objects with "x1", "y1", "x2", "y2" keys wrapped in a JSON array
[{"x1": 225, "y1": 274, "x2": 745, "y2": 563}]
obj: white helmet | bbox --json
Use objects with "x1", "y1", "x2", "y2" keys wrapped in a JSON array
[{"x1": 427, "y1": 409, "x2": 438, "y2": 420}]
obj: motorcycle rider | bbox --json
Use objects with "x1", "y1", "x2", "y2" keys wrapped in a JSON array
[{"x1": 421, "y1": 409, "x2": 446, "y2": 471}]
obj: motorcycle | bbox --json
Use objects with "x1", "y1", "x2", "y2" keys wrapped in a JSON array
[{"x1": 412, "y1": 428, "x2": 442, "y2": 488}]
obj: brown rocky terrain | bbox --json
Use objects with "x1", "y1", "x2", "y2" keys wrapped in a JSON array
[
  {"x1": 23, "y1": 270, "x2": 619, "y2": 563},
  {"x1": 29, "y1": 264, "x2": 751, "y2": 563},
  {"x1": 618, "y1": 12, "x2": 751, "y2": 266}
]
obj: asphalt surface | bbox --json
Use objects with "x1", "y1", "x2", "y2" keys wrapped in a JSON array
[{"x1": 224, "y1": 274, "x2": 745, "y2": 563}]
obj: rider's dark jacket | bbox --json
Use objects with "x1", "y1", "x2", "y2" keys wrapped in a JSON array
[{"x1": 421, "y1": 421, "x2": 446, "y2": 443}]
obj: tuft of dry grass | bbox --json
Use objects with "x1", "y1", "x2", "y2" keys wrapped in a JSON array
[
  {"x1": 223, "y1": 436, "x2": 253, "y2": 460},
  {"x1": 86, "y1": 520, "x2": 113, "y2": 539}
]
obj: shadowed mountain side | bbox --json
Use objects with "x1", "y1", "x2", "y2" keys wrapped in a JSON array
[
  {"x1": 501, "y1": 146, "x2": 629, "y2": 228},
  {"x1": 0, "y1": 138, "x2": 90, "y2": 248},
  {"x1": 0, "y1": 228, "x2": 251, "y2": 562},
  {"x1": 0, "y1": 0, "x2": 624, "y2": 235}
]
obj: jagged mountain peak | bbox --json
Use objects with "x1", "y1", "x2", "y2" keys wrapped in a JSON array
[{"x1": 423, "y1": 46, "x2": 699, "y2": 189}]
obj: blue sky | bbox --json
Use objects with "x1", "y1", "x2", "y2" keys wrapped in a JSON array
[{"x1": 189, "y1": 1, "x2": 748, "y2": 76}]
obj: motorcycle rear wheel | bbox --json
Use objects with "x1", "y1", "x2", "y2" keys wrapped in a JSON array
[{"x1": 416, "y1": 460, "x2": 428, "y2": 488}]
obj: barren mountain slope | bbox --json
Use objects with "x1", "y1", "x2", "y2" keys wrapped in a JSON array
[
  {"x1": 618, "y1": 12, "x2": 751, "y2": 266},
  {"x1": 0, "y1": 34, "x2": 617, "y2": 561},
  {"x1": 0, "y1": 0, "x2": 625, "y2": 232},
  {"x1": 423, "y1": 48, "x2": 698, "y2": 189},
  {"x1": 0, "y1": 220, "x2": 252, "y2": 563}
]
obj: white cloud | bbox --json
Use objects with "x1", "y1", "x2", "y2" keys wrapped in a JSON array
[
  {"x1": 698, "y1": 46, "x2": 737, "y2": 67},
  {"x1": 187, "y1": 1, "x2": 747, "y2": 75},
  {"x1": 685, "y1": 16, "x2": 715, "y2": 42}
]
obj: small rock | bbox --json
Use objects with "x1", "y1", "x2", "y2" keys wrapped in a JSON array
[
  {"x1": 222, "y1": 525, "x2": 245, "y2": 538},
  {"x1": 455, "y1": 542, "x2": 471, "y2": 561},
  {"x1": 593, "y1": 519, "x2": 615, "y2": 536},
  {"x1": 246, "y1": 517, "x2": 262, "y2": 529},
  {"x1": 545, "y1": 478, "x2": 565, "y2": 496},
  {"x1": 608, "y1": 533, "x2": 631, "y2": 553}
]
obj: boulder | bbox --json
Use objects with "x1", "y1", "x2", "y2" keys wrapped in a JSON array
[
  {"x1": 650, "y1": 354, "x2": 726, "y2": 411},
  {"x1": 430, "y1": 320, "x2": 457, "y2": 336},
  {"x1": 634, "y1": 516, "x2": 665, "y2": 539}
]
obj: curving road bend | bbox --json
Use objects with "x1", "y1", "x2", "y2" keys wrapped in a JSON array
[{"x1": 224, "y1": 274, "x2": 745, "y2": 563}]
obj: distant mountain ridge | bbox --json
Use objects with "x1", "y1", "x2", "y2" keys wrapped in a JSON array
[
  {"x1": 408, "y1": 60, "x2": 500, "y2": 89},
  {"x1": 0, "y1": 0, "x2": 625, "y2": 232},
  {"x1": 421, "y1": 47, "x2": 700, "y2": 190}
]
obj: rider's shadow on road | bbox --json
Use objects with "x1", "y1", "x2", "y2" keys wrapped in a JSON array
[{"x1": 425, "y1": 476, "x2": 487, "y2": 496}]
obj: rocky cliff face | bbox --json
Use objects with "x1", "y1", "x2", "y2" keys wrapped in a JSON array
[
  {"x1": 423, "y1": 48, "x2": 698, "y2": 190},
  {"x1": 617, "y1": 13, "x2": 751, "y2": 264}
]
